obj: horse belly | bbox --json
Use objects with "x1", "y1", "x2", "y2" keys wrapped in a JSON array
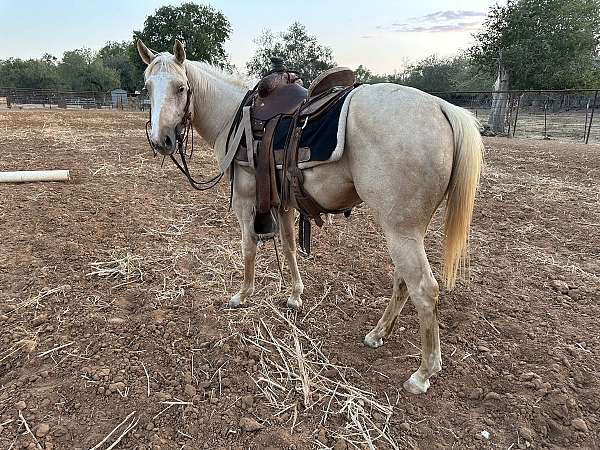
[{"x1": 300, "y1": 156, "x2": 362, "y2": 211}]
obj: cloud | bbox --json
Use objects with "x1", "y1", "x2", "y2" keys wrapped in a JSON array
[
  {"x1": 390, "y1": 21, "x2": 483, "y2": 33},
  {"x1": 411, "y1": 10, "x2": 486, "y2": 22},
  {"x1": 378, "y1": 10, "x2": 486, "y2": 34}
]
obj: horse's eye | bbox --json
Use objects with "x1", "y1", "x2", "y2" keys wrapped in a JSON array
[{"x1": 178, "y1": 85, "x2": 185, "y2": 94}]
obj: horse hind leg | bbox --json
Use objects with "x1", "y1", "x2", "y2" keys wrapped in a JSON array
[
  {"x1": 364, "y1": 272, "x2": 409, "y2": 348},
  {"x1": 386, "y1": 232, "x2": 442, "y2": 394}
]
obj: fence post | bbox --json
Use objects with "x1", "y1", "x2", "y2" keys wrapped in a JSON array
[
  {"x1": 506, "y1": 93, "x2": 514, "y2": 137},
  {"x1": 544, "y1": 98, "x2": 549, "y2": 139},
  {"x1": 585, "y1": 91, "x2": 598, "y2": 144},
  {"x1": 584, "y1": 98, "x2": 590, "y2": 139},
  {"x1": 512, "y1": 93, "x2": 522, "y2": 138}
]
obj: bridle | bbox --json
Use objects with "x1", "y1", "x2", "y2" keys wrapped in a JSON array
[{"x1": 145, "y1": 80, "x2": 224, "y2": 191}]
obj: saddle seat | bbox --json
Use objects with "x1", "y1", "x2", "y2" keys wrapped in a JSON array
[
  {"x1": 308, "y1": 67, "x2": 356, "y2": 97},
  {"x1": 253, "y1": 67, "x2": 356, "y2": 121}
]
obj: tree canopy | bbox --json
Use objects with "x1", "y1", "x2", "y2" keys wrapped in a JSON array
[
  {"x1": 353, "y1": 56, "x2": 493, "y2": 92},
  {"x1": 469, "y1": 0, "x2": 600, "y2": 89},
  {"x1": 97, "y1": 41, "x2": 140, "y2": 92},
  {"x1": 133, "y1": 3, "x2": 231, "y2": 67},
  {"x1": 59, "y1": 48, "x2": 120, "y2": 92},
  {"x1": 247, "y1": 23, "x2": 335, "y2": 84},
  {"x1": 0, "y1": 48, "x2": 120, "y2": 92},
  {"x1": 2, "y1": 2, "x2": 600, "y2": 94},
  {"x1": 0, "y1": 56, "x2": 62, "y2": 90}
]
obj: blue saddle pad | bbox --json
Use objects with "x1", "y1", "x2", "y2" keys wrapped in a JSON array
[{"x1": 272, "y1": 90, "x2": 351, "y2": 161}]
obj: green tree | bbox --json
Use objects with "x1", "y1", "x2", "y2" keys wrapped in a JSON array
[
  {"x1": 354, "y1": 65, "x2": 373, "y2": 83},
  {"x1": 247, "y1": 23, "x2": 335, "y2": 84},
  {"x1": 97, "y1": 41, "x2": 140, "y2": 92},
  {"x1": 403, "y1": 55, "x2": 455, "y2": 92},
  {"x1": 401, "y1": 55, "x2": 493, "y2": 92},
  {"x1": 0, "y1": 57, "x2": 62, "y2": 89},
  {"x1": 133, "y1": 2, "x2": 231, "y2": 69},
  {"x1": 353, "y1": 65, "x2": 400, "y2": 84},
  {"x1": 470, "y1": 0, "x2": 600, "y2": 90},
  {"x1": 59, "y1": 48, "x2": 119, "y2": 91}
]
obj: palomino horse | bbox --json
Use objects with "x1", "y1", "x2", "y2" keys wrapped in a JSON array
[{"x1": 137, "y1": 40, "x2": 483, "y2": 394}]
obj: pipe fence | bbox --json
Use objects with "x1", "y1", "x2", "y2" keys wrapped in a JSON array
[
  {"x1": 1, "y1": 86, "x2": 599, "y2": 144},
  {"x1": 0, "y1": 87, "x2": 149, "y2": 111}
]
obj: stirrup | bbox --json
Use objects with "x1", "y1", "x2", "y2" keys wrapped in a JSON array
[{"x1": 254, "y1": 210, "x2": 279, "y2": 240}]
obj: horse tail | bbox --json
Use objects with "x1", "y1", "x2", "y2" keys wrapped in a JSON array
[{"x1": 438, "y1": 101, "x2": 484, "y2": 290}]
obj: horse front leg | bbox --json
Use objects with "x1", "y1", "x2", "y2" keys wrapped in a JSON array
[
  {"x1": 278, "y1": 208, "x2": 304, "y2": 309},
  {"x1": 229, "y1": 172, "x2": 258, "y2": 308}
]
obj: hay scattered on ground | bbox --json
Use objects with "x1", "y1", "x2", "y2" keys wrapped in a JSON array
[{"x1": 240, "y1": 299, "x2": 404, "y2": 449}]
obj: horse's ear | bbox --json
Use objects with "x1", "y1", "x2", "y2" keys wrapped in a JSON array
[
  {"x1": 174, "y1": 39, "x2": 186, "y2": 65},
  {"x1": 137, "y1": 39, "x2": 155, "y2": 65}
]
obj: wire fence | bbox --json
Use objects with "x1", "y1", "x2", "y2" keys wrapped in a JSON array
[
  {"x1": 0, "y1": 87, "x2": 149, "y2": 111},
  {"x1": 1, "y1": 86, "x2": 599, "y2": 144},
  {"x1": 434, "y1": 88, "x2": 599, "y2": 144}
]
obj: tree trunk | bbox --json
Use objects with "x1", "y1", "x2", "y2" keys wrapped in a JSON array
[{"x1": 488, "y1": 63, "x2": 510, "y2": 134}]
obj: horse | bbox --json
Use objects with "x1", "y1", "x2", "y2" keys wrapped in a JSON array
[{"x1": 136, "y1": 39, "x2": 483, "y2": 394}]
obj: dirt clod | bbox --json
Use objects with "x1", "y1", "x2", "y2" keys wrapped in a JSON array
[
  {"x1": 551, "y1": 280, "x2": 569, "y2": 294},
  {"x1": 239, "y1": 417, "x2": 264, "y2": 432},
  {"x1": 571, "y1": 418, "x2": 588, "y2": 432},
  {"x1": 14, "y1": 401, "x2": 26, "y2": 410},
  {"x1": 184, "y1": 384, "x2": 196, "y2": 397},
  {"x1": 35, "y1": 423, "x2": 50, "y2": 437}
]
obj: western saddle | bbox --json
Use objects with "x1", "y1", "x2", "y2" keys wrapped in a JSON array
[{"x1": 227, "y1": 57, "x2": 357, "y2": 254}]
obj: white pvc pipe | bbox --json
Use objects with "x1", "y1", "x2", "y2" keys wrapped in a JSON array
[{"x1": 0, "y1": 170, "x2": 71, "y2": 183}]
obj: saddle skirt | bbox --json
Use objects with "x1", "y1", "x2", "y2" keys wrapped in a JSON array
[{"x1": 234, "y1": 85, "x2": 361, "y2": 169}]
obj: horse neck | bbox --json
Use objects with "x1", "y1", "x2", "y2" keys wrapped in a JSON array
[{"x1": 185, "y1": 62, "x2": 247, "y2": 160}]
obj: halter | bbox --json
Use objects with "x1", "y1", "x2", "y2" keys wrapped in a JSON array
[{"x1": 145, "y1": 80, "x2": 224, "y2": 191}]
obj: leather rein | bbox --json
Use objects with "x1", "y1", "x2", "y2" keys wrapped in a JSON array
[{"x1": 145, "y1": 81, "x2": 223, "y2": 191}]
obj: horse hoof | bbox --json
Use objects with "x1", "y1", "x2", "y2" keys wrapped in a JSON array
[
  {"x1": 364, "y1": 332, "x2": 383, "y2": 349},
  {"x1": 229, "y1": 293, "x2": 243, "y2": 308},
  {"x1": 403, "y1": 373, "x2": 430, "y2": 394},
  {"x1": 287, "y1": 296, "x2": 302, "y2": 309}
]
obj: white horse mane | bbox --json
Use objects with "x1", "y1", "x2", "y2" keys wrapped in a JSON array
[{"x1": 145, "y1": 53, "x2": 250, "y2": 98}]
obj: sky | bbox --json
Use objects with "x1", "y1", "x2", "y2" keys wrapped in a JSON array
[{"x1": 0, "y1": 0, "x2": 501, "y2": 74}]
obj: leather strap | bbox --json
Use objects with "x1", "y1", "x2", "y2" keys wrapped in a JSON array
[
  {"x1": 256, "y1": 117, "x2": 279, "y2": 214},
  {"x1": 298, "y1": 214, "x2": 311, "y2": 255},
  {"x1": 220, "y1": 106, "x2": 251, "y2": 172}
]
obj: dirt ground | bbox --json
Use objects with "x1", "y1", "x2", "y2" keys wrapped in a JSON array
[{"x1": 0, "y1": 109, "x2": 598, "y2": 450}]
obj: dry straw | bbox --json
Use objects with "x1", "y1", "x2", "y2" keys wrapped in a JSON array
[{"x1": 240, "y1": 299, "x2": 404, "y2": 449}]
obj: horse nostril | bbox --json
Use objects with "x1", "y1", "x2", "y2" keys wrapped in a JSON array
[{"x1": 164, "y1": 135, "x2": 173, "y2": 148}]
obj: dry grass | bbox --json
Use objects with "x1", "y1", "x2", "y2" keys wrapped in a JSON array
[
  {"x1": 239, "y1": 299, "x2": 404, "y2": 449},
  {"x1": 7, "y1": 285, "x2": 70, "y2": 314},
  {"x1": 87, "y1": 252, "x2": 145, "y2": 287}
]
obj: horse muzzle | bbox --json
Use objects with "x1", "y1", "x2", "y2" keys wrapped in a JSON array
[{"x1": 149, "y1": 130, "x2": 177, "y2": 155}]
